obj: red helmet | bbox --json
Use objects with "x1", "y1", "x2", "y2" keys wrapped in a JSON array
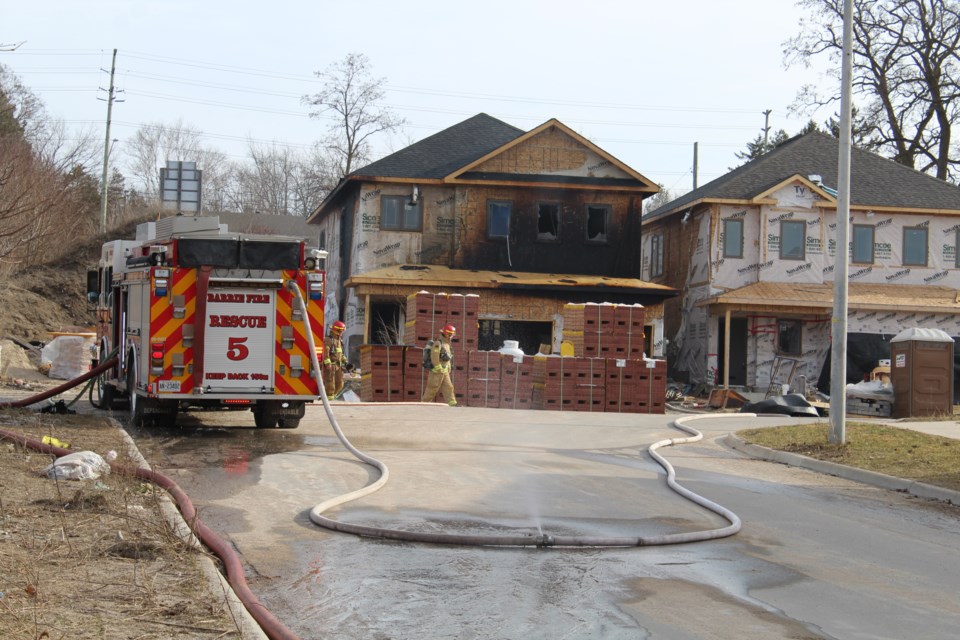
[
  {"x1": 332, "y1": 320, "x2": 346, "y2": 332},
  {"x1": 441, "y1": 324, "x2": 457, "y2": 336}
]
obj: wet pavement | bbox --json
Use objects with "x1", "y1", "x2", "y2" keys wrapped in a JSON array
[
  {"x1": 4, "y1": 380, "x2": 960, "y2": 639},
  {"x1": 112, "y1": 403, "x2": 960, "y2": 640}
]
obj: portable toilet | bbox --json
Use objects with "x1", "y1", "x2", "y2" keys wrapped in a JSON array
[{"x1": 889, "y1": 327, "x2": 954, "y2": 418}]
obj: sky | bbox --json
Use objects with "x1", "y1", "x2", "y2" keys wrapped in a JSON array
[{"x1": 2, "y1": 0, "x2": 835, "y2": 198}]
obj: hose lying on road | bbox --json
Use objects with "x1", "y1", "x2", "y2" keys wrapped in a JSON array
[
  {"x1": 311, "y1": 408, "x2": 752, "y2": 547},
  {"x1": 288, "y1": 284, "x2": 751, "y2": 548}
]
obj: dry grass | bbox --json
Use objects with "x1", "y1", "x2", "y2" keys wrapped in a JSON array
[
  {"x1": 737, "y1": 421, "x2": 960, "y2": 492},
  {"x1": 0, "y1": 411, "x2": 244, "y2": 639}
]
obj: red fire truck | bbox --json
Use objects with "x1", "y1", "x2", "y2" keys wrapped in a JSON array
[{"x1": 87, "y1": 216, "x2": 326, "y2": 428}]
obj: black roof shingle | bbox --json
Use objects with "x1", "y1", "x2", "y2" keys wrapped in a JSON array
[
  {"x1": 645, "y1": 131, "x2": 960, "y2": 221},
  {"x1": 352, "y1": 113, "x2": 525, "y2": 180}
]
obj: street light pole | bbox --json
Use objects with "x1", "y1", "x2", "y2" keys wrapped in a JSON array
[
  {"x1": 99, "y1": 48, "x2": 118, "y2": 236},
  {"x1": 830, "y1": 0, "x2": 854, "y2": 444}
]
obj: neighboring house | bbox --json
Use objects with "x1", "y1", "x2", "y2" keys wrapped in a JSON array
[
  {"x1": 307, "y1": 113, "x2": 677, "y2": 360},
  {"x1": 641, "y1": 131, "x2": 960, "y2": 396}
]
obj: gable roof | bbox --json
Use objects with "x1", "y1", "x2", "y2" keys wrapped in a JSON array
[
  {"x1": 308, "y1": 113, "x2": 658, "y2": 223},
  {"x1": 352, "y1": 113, "x2": 525, "y2": 180},
  {"x1": 448, "y1": 118, "x2": 658, "y2": 190},
  {"x1": 644, "y1": 131, "x2": 960, "y2": 222}
]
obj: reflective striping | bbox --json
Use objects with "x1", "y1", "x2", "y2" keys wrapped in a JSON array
[
  {"x1": 273, "y1": 272, "x2": 321, "y2": 396},
  {"x1": 150, "y1": 268, "x2": 196, "y2": 392}
]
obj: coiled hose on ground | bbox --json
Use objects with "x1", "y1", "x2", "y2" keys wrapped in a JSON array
[{"x1": 288, "y1": 283, "x2": 751, "y2": 547}]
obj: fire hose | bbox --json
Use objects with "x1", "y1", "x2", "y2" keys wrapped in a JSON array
[
  {"x1": 288, "y1": 283, "x2": 750, "y2": 547},
  {"x1": 1, "y1": 283, "x2": 751, "y2": 638},
  {"x1": 0, "y1": 353, "x2": 298, "y2": 639}
]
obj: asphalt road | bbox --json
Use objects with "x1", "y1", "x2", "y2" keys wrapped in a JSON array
[{"x1": 125, "y1": 404, "x2": 960, "y2": 640}]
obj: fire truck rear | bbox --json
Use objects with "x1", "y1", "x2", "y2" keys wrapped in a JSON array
[{"x1": 87, "y1": 216, "x2": 326, "y2": 428}]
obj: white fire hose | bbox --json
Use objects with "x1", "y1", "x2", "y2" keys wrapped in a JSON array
[{"x1": 289, "y1": 282, "x2": 748, "y2": 547}]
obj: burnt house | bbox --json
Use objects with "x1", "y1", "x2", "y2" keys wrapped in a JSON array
[{"x1": 307, "y1": 113, "x2": 677, "y2": 359}]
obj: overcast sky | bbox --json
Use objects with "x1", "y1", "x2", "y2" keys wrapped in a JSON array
[{"x1": 3, "y1": 0, "x2": 835, "y2": 197}]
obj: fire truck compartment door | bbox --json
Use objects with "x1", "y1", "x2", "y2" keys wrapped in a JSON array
[{"x1": 203, "y1": 288, "x2": 276, "y2": 392}]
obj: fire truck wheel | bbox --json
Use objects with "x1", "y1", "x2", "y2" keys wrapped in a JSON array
[
  {"x1": 96, "y1": 374, "x2": 116, "y2": 409},
  {"x1": 253, "y1": 407, "x2": 278, "y2": 429},
  {"x1": 277, "y1": 417, "x2": 301, "y2": 429},
  {"x1": 130, "y1": 393, "x2": 147, "y2": 427}
]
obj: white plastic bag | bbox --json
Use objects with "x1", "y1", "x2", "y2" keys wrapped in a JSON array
[{"x1": 43, "y1": 450, "x2": 117, "y2": 481}]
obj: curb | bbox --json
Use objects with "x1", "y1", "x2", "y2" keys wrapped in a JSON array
[
  {"x1": 722, "y1": 433, "x2": 960, "y2": 506},
  {"x1": 116, "y1": 420, "x2": 269, "y2": 640}
]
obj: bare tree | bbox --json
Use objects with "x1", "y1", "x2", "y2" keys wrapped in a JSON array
[
  {"x1": 785, "y1": 0, "x2": 960, "y2": 181},
  {"x1": 122, "y1": 119, "x2": 230, "y2": 207},
  {"x1": 0, "y1": 66, "x2": 99, "y2": 273},
  {"x1": 643, "y1": 185, "x2": 678, "y2": 215},
  {"x1": 0, "y1": 137, "x2": 98, "y2": 273},
  {"x1": 302, "y1": 53, "x2": 405, "y2": 177},
  {"x1": 0, "y1": 64, "x2": 99, "y2": 174},
  {"x1": 233, "y1": 141, "x2": 338, "y2": 216}
]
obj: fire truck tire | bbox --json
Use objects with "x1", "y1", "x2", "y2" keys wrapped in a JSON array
[
  {"x1": 277, "y1": 417, "x2": 301, "y2": 429},
  {"x1": 130, "y1": 393, "x2": 147, "y2": 427},
  {"x1": 96, "y1": 374, "x2": 116, "y2": 409},
  {"x1": 253, "y1": 409, "x2": 278, "y2": 429}
]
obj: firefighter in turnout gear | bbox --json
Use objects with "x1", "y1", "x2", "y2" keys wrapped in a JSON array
[
  {"x1": 323, "y1": 320, "x2": 347, "y2": 400},
  {"x1": 422, "y1": 324, "x2": 458, "y2": 406}
]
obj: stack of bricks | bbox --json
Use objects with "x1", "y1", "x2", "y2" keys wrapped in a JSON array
[
  {"x1": 403, "y1": 291, "x2": 479, "y2": 355},
  {"x1": 358, "y1": 295, "x2": 663, "y2": 411},
  {"x1": 604, "y1": 358, "x2": 667, "y2": 414},
  {"x1": 359, "y1": 345, "x2": 405, "y2": 402},
  {"x1": 541, "y1": 356, "x2": 606, "y2": 412},
  {"x1": 402, "y1": 346, "x2": 429, "y2": 402},
  {"x1": 465, "y1": 350, "x2": 501, "y2": 408},
  {"x1": 500, "y1": 354, "x2": 535, "y2": 410},
  {"x1": 562, "y1": 303, "x2": 645, "y2": 359}
]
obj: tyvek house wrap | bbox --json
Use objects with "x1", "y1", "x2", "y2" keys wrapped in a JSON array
[{"x1": 706, "y1": 183, "x2": 960, "y2": 390}]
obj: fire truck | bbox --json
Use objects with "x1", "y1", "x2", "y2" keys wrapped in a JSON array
[{"x1": 86, "y1": 216, "x2": 327, "y2": 428}]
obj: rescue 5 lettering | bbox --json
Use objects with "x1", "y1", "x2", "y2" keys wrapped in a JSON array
[{"x1": 209, "y1": 314, "x2": 267, "y2": 328}]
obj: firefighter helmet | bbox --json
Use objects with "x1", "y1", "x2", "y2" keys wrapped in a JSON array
[
  {"x1": 331, "y1": 320, "x2": 346, "y2": 333},
  {"x1": 440, "y1": 324, "x2": 457, "y2": 336}
]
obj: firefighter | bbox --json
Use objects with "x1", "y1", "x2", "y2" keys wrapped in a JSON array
[
  {"x1": 422, "y1": 324, "x2": 458, "y2": 406},
  {"x1": 323, "y1": 320, "x2": 347, "y2": 400}
]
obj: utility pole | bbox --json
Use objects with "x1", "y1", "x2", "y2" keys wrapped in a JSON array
[
  {"x1": 830, "y1": 0, "x2": 854, "y2": 444},
  {"x1": 762, "y1": 109, "x2": 773, "y2": 152},
  {"x1": 98, "y1": 49, "x2": 118, "y2": 236},
  {"x1": 693, "y1": 142, "x2": 699, "y2": 190}
]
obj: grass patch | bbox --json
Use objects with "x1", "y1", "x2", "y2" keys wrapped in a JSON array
[{"x1": 736, "y1": 421, "x2": 960, "y2": 492}]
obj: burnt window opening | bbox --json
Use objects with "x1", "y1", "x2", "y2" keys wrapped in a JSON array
[
  {"x1": 537, "y1": 203, "x2": 560, "y2": 242},
  {"x1": 586, "y1": 204, "x2": 609, "y2": 243},
  {"x1": 487, "y1": 200, "x2": 512, "y2": 239}
]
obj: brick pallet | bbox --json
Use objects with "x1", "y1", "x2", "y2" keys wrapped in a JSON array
[
  {"x1": 403, "y1": 291, "x2": 479, "y2": 353},
  {"x1": 562, "y1": 302, "x2": 645, "y2": 359},
  {"x1": 500, "y1": 354, "x2": 534, "y2": 409},
  {"x1": 360, "y1": 343, "x2": 666, "y2": 413},
  {"x1": 359, "y1": 345, "x2": 405, "y2": 402}
]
